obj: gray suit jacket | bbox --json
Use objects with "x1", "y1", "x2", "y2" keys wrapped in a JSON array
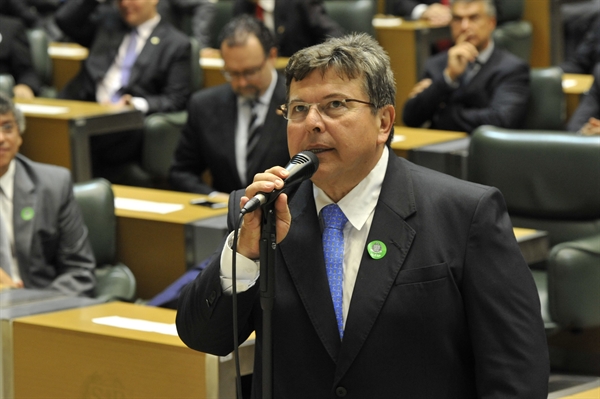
[
  {"x1": 169, "y1": 75, "x2": 290, "y2": 194},
  {"x1": 13, "y1": 154, "x2": 96, "y2": 296},
  {"x1": 177, "y1": 153, "x2": 549, "y2": 398}
]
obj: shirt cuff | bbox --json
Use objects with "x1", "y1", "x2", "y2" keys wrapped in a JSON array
[
  {"x1": 131, "y1": 97, "x2": 149, "y2": 114},
  {"x1": 220, "y1": 230, "x2": 260, "y2": 294},
  {"x1": 443, "y1": 69, "x2": 460, "y2": 89}
]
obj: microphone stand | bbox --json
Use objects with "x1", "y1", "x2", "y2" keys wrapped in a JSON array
[{"x1": 259, "y1": 202, "x2": 276, "y2": 399}]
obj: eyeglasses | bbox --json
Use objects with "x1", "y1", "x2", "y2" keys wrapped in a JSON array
[
  {"x1": 0, "y1": 122, "x2": 16, "y2": 134},
  {"x1": 222, "y1": 58, "x2": 267, "y2": 82},
  {"x1": 278, "y1": 98, "x2": 374, "y2": 121}
]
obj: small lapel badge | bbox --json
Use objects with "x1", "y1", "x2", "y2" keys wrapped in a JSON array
[
  {"x1": 150, "y1": 36, "x2": 160, "y2": 45},
  {"x1": 21, "y1": 207, "x2": 34, "y2": 221},
  {"x1": 367, "y1": 240, "x2": 387, "y2": 260}
]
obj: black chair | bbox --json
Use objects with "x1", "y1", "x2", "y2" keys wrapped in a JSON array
[
  {"x1": 73, "y1": 178, "x2": 137, "y2": 302},
  {"x1": 324, "y1": 0, "x2": 377, "y2": 37},
  {"x1": 526, "y1": 67, "x2": 566, "y2": 130},
  {"x1": 26, "y1": 28, "x2": 56, "y2": 97},
  {"x1": 208, "y1": 0, "x2": 234, "y2": 49},
  {"x1": 493, "y1": 0, "x2": 533, "y2": 62}
]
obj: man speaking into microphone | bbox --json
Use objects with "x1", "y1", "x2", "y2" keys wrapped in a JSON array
[{"x1": 176, "y1": 34, "x2": 549, "y2": 398}]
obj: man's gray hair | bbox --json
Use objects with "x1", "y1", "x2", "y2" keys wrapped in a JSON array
[
  {"x1": 450, "y1": 0, "x2": 497, "y2": 18},
  {"x1": 284, "y1": 33, "x2": 396, "y2": 112},
  {"x1": 0, "y1": 92, "x2": 26, "y2": 133}
]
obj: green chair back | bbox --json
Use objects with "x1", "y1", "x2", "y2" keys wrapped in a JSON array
[
  {"x1": 324, "y1": 0, "x2": 376, "y2": 37},
  {"x1": 525, "y1": 67, "x2": 566, "y2": 130}
]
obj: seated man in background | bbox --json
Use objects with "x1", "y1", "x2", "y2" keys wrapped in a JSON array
[
  {"x1": 0, "y1": 14, "x2": 41, "y2": 99},
  {"x1": 0, "y1": 93, "x2": 96, "y2": 296},
  {"x1": 402, "y1": 0, "x2": 530, "y2": 133},
  {"x1": 388, "y1": 0, "x2": 452, "y2": 27},
  {"x1": 567, "y1": 63, "x2": 600, "y2": 135},
  {"x1": 169, "y1": 15, "x2": 289, "y2": 199},
  {"x1": 55, "y1": 0, "x2": 192, "y2": 184},
  {"x1": 232, "y1": 0, "x2": 344, "y2": 57}
]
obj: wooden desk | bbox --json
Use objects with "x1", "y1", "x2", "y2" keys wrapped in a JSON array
[
  {"x1": 523, "y1": 0, "x2": 562, "y2": 67},
  {"x1": 391, "y1": 126, "x2": 468, "y2": 158},
  {"x1": 48, "y1": 42, "x2": 88, "y2": 91},
  {"x1": 563, "y1": 73, "x2": 594, "y2": 121},
  {"x1": 513, "y1": 227, "x2": 550, "y2": 265},
  {"x1": 15, "y1": 97, "x2": 144, "y2": 182},
  {"x1": 548, "y1": 375, "x2": 600, "y2": 398},
  {"x1": 12, "y1": 302, "x2": 255, "y2": 399},
  {"x1": 201, "y1": 56, "x2": 290, "y2": 88},
  {"x1": 113, "y1": 185, "x2": 228, "y2": 299},
  {"x1": 374, "y1": 17, "x2": 451, "y2": 125}
]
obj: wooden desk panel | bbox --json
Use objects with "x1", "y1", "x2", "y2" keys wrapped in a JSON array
[
  {"x1": 113, "y1": 185, "x2": 228, "y2": 299},
  {"x1": 391, "y1": 126, "x2": 468, "y2": 158},
  {"x1": 48, "y1": 42, "x2": 89, "y2": 91},
  {"x1": 563, "y1": 73, "x2": 594, "y2": 121},
  {"x1": 12, "y1": 302, "x2": 254, "y2": 398},
  {"x1": 15, "y1": 98, "x2": 144, "y2": 182}
]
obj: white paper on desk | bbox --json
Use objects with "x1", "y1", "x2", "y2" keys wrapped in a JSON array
[
  {"x1": 200, "y1": 57, "x2": 225, "y2": 68},
  {"x1": 392, "y1": 135, "x2": 406, "y2": 142},
  {"x1": 48, "y1": 47, "x2": 88, "y2": 57},
  {"x1": 92, "y1": 316, "x2": 178, "y2": 336},
  {"x1": 562, "y1": 79, "x2": 576, "y2": 89},
  {"x1": 115, "y1": 197, "x2": 184, "y2": 214},
  {"x1": 372, "y1": 17, "x2": 402, "y2": 27},
  {"x1": 16, "y1": 104, "x2": 70, "y2": 115}
]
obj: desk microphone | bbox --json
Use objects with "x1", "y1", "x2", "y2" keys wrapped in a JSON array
[{"x1": 241, "y1": 151, "x2": 319, "y2": 215}]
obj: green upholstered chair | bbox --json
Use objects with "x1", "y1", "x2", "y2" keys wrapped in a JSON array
[
  {"x1": 526, "y1": 67, "x2": 566, "y2": 130},
  {"x1": 324, "y1": 0, "x2": 377, "y2": 37},
  {"x1": 467, "y1": 126, "x2": 600, "y2": 337},
  {"x1": 208, "y1": 0, "x2": 234, "y2": 49},
  {"x1": 0, "y1": 74, "x2": 15, "y2": 96},
  {"x1": 25, "y1": 28, "x2": 56, "y2": 97},
  {"x1": 73, "y1": 178, "x2": 137, "y2": 302},
  {"x1": 140, "y1": 36, "x2": 201, "y2": 188},
  {"x1": 493, "y1": 0, "x2": 533, "y2": 62}
]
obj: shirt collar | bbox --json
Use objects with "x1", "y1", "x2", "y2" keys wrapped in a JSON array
[
  {"x1": 314, "y1": 146, "x2": 389, "y2": 231},
  {"x1": 135, "y1": 14, "x2": 161, "y2": 41},
  {"x1": 0, "y1": 159, "x2": 16, "y2": 201},
  {"x1": 476, "y1": 40, "x2": 494, "y2": 65},
  {"x1": 237, "y1": 68, "x2": 278, "y2": 108}
]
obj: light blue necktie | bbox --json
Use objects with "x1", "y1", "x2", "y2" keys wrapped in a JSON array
[
  {"x1": 321, "y1": 204, "x2": 348, "y2": 339},
  {"x1": 112, "y1": 29, "x2": 138, "y2": 103}
]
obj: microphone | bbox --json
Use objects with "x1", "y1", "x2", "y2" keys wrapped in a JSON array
[{"x1": 241, "y1": 151, "x2": 319, "y2": 214}]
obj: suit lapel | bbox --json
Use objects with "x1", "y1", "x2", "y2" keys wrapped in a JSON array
[
  {"x1": 12, "y1": 160, "x2": 36, "y2": 286},
  {"x1": 128, "y1": 20, "x2": 166, "y2": 87},
  {"x1": 334, "y1": 155, "x2": 417, "y2": 383},
  {"x1": 280, "y1": 182, "x2": 343, "y2": 361},
  {"x1": 222, "y1": 90, "x2": 243, "y2": 187}
]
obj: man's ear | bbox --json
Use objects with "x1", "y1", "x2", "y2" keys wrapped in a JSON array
[{"x1": 378, "y1": 105, "x2": 395, "y2": 144}]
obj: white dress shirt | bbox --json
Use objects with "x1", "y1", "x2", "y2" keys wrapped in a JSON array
[{"x1": 220, "y1": 147, "x2": 390, "y2": 329}]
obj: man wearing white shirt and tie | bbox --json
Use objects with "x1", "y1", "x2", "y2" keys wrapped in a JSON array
[{"x1": 55, "y1": 0, "x2": 192, "y2": 183}]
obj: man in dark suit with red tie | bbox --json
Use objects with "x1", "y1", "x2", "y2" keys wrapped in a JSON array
[
  {"x1": 55, "y1": 0, "x2": 192, "y2": 182},
  {"x1": 402, "y1": 0, "x2": 530, "y2": 133}
]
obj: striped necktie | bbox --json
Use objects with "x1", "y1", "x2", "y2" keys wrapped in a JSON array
[
  {"x1": 246, "y1": 99, "x2": 262, "y2": 164},
  {"x1": 321, "y1": 204, "x2": 348, "y2": 339}
]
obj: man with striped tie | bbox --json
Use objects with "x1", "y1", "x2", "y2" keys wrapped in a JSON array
[{"x1": 169, "y1": 15, "x2": 289, "y2": 199}]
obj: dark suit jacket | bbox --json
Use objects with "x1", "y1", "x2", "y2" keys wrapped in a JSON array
[
  {"x1": 177, "y1": 153, "x2": 549, "y2": 398},
  {"x1": 0, "y1": 15, "x2": 41, "y2": 94},
  {"x1": 388, "y1": 0, "x2": 439, "y2": 18},
  {"x1": 402, "y1": 46, "x2": 530, "y2": 133},
  {"x1": 55, "y1": 0, "x2": 191, "y2": 114},
  {"x1": 12, "y1": 154, "x2": 96, "y2": 296},
  {"x1": 567, "y1": 63, "x2": 600, "y2": 132},
  {"x1": 233, "y1": 0, "x2": 344, "y2": 57},
  {"x1": 560, "y1": 17, "x2": 600, "y2": 75},
  {"x1": 169, "y1": 74, "x2": 290, "y2": 194}
]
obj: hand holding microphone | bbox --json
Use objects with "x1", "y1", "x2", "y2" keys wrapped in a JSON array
[{"x1": 236, "y1": 151, "x2": 319, "y2": 259}]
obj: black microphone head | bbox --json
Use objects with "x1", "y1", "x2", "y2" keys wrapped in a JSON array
[{"x1": 286, "y1": 150, "x2": 319, "y2": 181}]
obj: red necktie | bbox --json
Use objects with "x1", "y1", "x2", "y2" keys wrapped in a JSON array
[{"x1": 255, "y1": 4, "x2": 264, "y2": 21}]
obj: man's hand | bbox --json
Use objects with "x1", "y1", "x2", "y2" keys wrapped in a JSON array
[
  {"x1": 236, "y1": 167, "x2": 292, "y2": 260},
  {"x1": 422, "y1": 3, "x2": 452, "y2": 27},
  {"x1": 13, "y1": 84, "x2": 35, "y2": 99},
  {"x1": 408, "y1": 78, "x2": 433, "y2": 98},
  {"x1": 580, "y1": 117, "x2": 600, "y2": 136},
  {"x1": 444, "y1": 32, "x2": 479, "y2": 82}
]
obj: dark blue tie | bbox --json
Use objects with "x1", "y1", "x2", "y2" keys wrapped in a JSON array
[{"x1": 321, "y1": 204, "x2": 348, "y2": 339}]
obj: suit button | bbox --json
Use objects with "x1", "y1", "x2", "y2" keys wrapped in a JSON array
[
  {"x1": 335, "y1": 387, "x2": 347, "y2": 397},
  {"x1": 206, "y1": 290, "x2": 217, "y2": 307}
]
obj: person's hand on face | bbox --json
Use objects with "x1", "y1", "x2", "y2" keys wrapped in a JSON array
[{"x1": 445, "y1": 32, "x2": 479, "y2": 81}]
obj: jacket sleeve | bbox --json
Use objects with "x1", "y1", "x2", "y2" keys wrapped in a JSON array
[
  {"x1": 462, "y1": 188, "x2": 549, "y2": 398},
  {"x1": 50, "y1": 171, "x2": 97, "y2": 297},
  {"x1": 55, "y1": 0, "x2": 100, "y2": 47},
  {"x1": 566, "y1": 64, "x2": 600, "y2": 132},
  {"x1": 9, "y1": 18, "x2": 42, "y2": 94},
  {"x1": 176, "y1": 190, "x2": 259, "y2": 355}
]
